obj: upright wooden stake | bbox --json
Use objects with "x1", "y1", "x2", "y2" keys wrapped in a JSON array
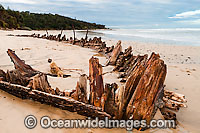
[
  {"x1": 89, "y1": 57, "x2": 104, "y2": 107},
  {"x1": 85, "y1": 29, "x2": 89, "y2": 41},
  {"x1": 61, "y1": 29, "x2": 63, "y2": 36},
  {"x1": 72, "y1": 24, "x2": 76, "y2": 44},
  {"x1": 46, "y1": 30, "x2": 48, "y2": 36}
]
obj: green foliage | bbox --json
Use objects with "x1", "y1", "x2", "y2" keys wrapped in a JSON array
[
  {"x1": 0, "y1": 4, "x2": 105, "y2": 30},
  {"x1": 0, "y1": 4, "x2": 4, "y2": 10}
]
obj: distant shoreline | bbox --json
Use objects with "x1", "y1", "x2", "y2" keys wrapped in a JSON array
[
  {"x1": 0, "y1": 4, "x2": 106, "y2": 31},
  {"x1": 0, "y1": 26, "x2": 109, "y2": 31}
]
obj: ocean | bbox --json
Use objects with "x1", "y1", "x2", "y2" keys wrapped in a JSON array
[{"x1": 90, "y1": 28, "x2": 200, "y2": 46}]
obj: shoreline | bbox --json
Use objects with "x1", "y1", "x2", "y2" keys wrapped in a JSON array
[
  {"x1": 3, "y1": 29, "x2": 200, "y2": 48},
  {"x1": 94, "y1": 28, "x2": 200, "y2": 47},
  {"x1": 0, "y1": 30, "x2": 200, "y2": 132}
]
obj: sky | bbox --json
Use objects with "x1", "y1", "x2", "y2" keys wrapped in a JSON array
[{"x1": 1, "y1": 0, "x2": 200, "y2": 29}]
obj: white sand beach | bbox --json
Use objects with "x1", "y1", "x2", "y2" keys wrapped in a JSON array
[{"x1": 0, "y1": 30, "x2": 200, "y2": 133}]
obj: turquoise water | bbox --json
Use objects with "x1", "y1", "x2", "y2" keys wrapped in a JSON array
[{"x1": 92, "y1": 29, "x2": 200, "y2": 46}]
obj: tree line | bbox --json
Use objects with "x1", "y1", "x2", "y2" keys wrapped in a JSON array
[{"x1": 0, "y1": 4, "x2": 106, "y2": 30}]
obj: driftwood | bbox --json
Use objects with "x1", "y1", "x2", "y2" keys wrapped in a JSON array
[
  {"x1": 6, "y1": 69, "x2": 30, "y2": 86},
  {"x1": 8, "y1": 49, "x2": 70, "y2": 78},
  {"x1": 163, "y1": 97, "x2": 179, "y2": 111},
  {"x1": 109, "y1": 44, "x2": 187, "y2": 124},
  {"x1": 7, "y1": 49, "x2": 37, "y2": 76},
  {"x1": 14, "y1": 33, "x2": 112, "y2": 57},
  {"x1": 112, "y1": 47, "x2": 186, "y2": 123},
  {"x1": 114, "y1": 46, "x2": 133, "y2": 71},
  {"x1": 71, "y1": 74, "x2": 88, "y2": 103},
  {"x1": 106, "y1": 40, "x2": 122, "y2": 65},
  {"x1": 164, "y1": 90, "x2": 187, "y2": 103},
  {"x1": 160, "y1": 108, "x2": 176, "y2": 121},
  {"x1": 61, "y1": 35, "x2": 66, "y2": 41},
  {"x1": 115, "y1": 46, "x2": 133, "y2": 72},
  {"x1": 1, "y1": 33, "x2": 188, "y2": 130},
  {"x1": 0, "y1": 50, "x2": 111, "y2": 119},
  {"x1": 102, "y1": 83, "x2": 118, "y2": 117},
  {"x1": 0, "y1": 80, "x2": 111, "y2": 119},
  {"x1": 6, "y1": 50, "x2": 62, "y2": 96},
  {"x1": 61, "y1": 30, "x2": 63, "y2": 36},
  {"x1": 0, "y1": 69, "x2": 6, "y2": 81},
  {"x1": 46, "y1": 30, "x2": 48, "y2": 36},
  {"x1": 162, "y1": 91, "x2": 187, "y2": 112},
  {"x1": 27, "y1": 73, "x2": 56, "y2": 94},
  {"x1": 124, "y1": 53, "x2": 167, "y2": 125},
  {"x1": 85, "y1": 29, "x2": 89, "y2": 41},
  {"x1": 116, "y1": 60, "x2": 147, "y2": 119},
  {"x1": 89, "y1": 57, "x2": 104, "y2": 107},
  {"x1": 72, "y1": 24, "x2": 76, "y2": 44}
]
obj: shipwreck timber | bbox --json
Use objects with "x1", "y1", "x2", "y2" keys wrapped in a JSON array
[{"x1": 0, "y1": 31, "x2": 187, "y2": 130}]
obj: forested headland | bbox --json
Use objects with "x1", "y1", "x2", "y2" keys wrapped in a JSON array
[{"x1": 0, "y1": 4, "x2": 106, "y2": 30}]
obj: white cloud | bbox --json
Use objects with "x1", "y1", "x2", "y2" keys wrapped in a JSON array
[
  {"x1": 72, "y1": 0, "x2": 105, "y2": 3},
  {"x1": 142, "y1": 0, "x2": 172, "y2": 4},
  {"x1": 169, "y1": 9, "x2": 200, "y2": 19},
  {"x1": 0, "y1": 0, "x2": 103, "y2": 6},
  {"x1": 0, "y1": 0, "x2": 36, "y2": 4},
  {"x1": 54, "y1": 0, "x2": 107, "y2": 4},
  {"x1": 177, "y1": 19, "x2": 200, "y2": 24}
]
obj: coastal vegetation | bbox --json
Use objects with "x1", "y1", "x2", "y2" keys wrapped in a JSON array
[{"x1": 0, "y1": 4, "x2": 105, "y2": 30}]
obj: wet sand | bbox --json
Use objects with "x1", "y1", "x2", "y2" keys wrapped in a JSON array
[{"x1": 0, "y1": 30, "x2": 200, "y2": 133}]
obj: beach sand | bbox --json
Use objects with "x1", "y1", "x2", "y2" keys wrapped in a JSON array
[{"x1": 0, "y1": 30, "x2": 200, "y2": 133}]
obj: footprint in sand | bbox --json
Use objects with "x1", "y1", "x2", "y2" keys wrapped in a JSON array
[{"x1": 192, "y1": 69, "x2": 196, "y2": 71}]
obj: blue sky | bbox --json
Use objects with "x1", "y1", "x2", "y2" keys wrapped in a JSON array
[{"x1": 1, "y1": 0, "x2": 200, "y2": 29}]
